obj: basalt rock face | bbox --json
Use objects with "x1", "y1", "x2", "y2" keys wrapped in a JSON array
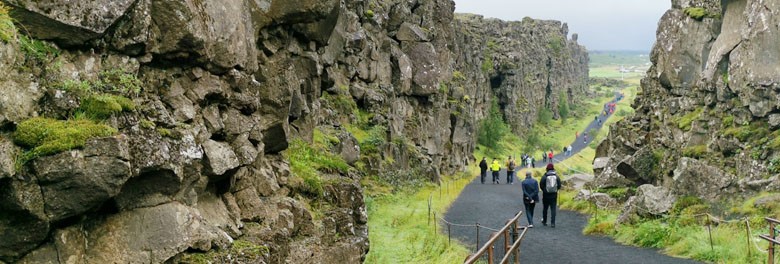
[
  {"x1": 454, "y1": 14, "x2": 589, "y2": 134},
  {"x1": 0, "y1": 0, "x2": 587, "y2": 263},
  {"x1": 594, "y1": 0, "x2": 780, "y2": 202}
]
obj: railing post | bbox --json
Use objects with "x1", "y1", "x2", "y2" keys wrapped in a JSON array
[
  {"x1": 448, "y1": 223, "x2": 452, "y2": 246},
  {"x1": 770, "y1": 220, "x2": 776, "y2": 264},
  {"x1": 504, "y1": 228, "x2": 509, "y2": 259},
  {"x1": 514, "y1": 220, "x2": 520, "y2": 264},
  {"x1": 488, "y1": 243, "x2": 494, "y2": 264}
]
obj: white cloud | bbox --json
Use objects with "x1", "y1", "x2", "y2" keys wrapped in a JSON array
[{"x1": 453, "y1": 0, "x2": 670, "y2": 51}]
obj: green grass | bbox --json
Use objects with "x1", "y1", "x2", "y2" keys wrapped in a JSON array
[
  {"x1": 13, "y1": 117, "x2": 118, "y2": 166},
  {"x1": 682, "y1": 145, "x2": 708, "y2": 158},
  {"x1": 364, "y1": 172, "x2": 472, "y2": 263},
  {"x1": 0, "y1": 2, "x2": 15, "y2": 43},
  {"x1": 283, "y1": 133, "x2": 350, "y2": 197},
  {"x1": 18, "y1": 34, "x2": 59, "y2": 62}
]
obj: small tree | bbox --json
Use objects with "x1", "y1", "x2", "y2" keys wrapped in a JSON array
[
  {"x1": 478, "y1": 98, "x2": 509, "y2": 150},
  {"x1": 558, "y1": 92, "x2": 570, "y2": 120}
]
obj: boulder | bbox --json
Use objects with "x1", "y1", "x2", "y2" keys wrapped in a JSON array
[
  {"x1": 0, "y1": 179, "x2": 49, "y2": 262},
  {"x1": 672, "y1": 157, "x2": 736, "y2": 201},
  {"x1": 202, "y1": 140, "x2": 240, "y2": 176},
  {"x1": 32, "y1": 137, "x2": 132, "y2": 221},
  {"x1": 567, "y1": 173, "x2": 594, "y2": 190},
  {"x1": 617, "y1": 184, "x2": 675, "y2": 224},
  {"x1": 337, "y1": 132, "x2": 361, "y2": 165},
  {"x1": 396, "y1": 22, "x2": 429, "y2": 42},
  {"x1": 402, "y1": 42, "x2": 442, "y2": 96},
  {"x1": 4, "y1": 0, "x2": 136, "y2": 45},
  {"x1": 55, "y1": 202, "x2": 231, "y2": 263}
]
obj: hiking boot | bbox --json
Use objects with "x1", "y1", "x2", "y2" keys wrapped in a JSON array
[
  {"x1": 541, "y1": 221, "x2": 547, "y2": 226},
  {"x1": 528, "y1": 225, "x2": 534, "y2": 228},
  {"x1": 551, "y1": 224, "x2": 555, "y2": 228}
]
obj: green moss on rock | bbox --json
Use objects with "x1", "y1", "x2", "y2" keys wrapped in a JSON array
[
  {"x1": 13, "y1": 117, "x2": 117, "y2": 163},
  {"x1": 78, "y1": 94, "x2": 135, "y2": 119}
]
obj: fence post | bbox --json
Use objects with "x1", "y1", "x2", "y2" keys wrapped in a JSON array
[
  {"x1": 476, "y1": 223, "x2": 480, "y2": 252},
  {"x1": 434, "y1": 212, "x2": 437, "y2": 234},
  {"x1": 744, "y1": 218, "x2": 750, "y2": 258},
  {"x1": 448, "y1": 222, "x2": 451, "y2": 246},
  {"x1": 488, "y1": 237, "x2": 495, "y2": 264},
  {"x1": 707, "y1": 224, "x2": 713, "y2": 251},
  {"x1": 428, "y1": 195, "x2": 432, "y2": 226}
]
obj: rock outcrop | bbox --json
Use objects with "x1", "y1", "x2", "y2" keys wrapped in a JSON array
[
  {"x1": 594, "y1": 0, "x2": 780, "y2": 203},
  {"x1": 0, "y1": 0, "x2": 588, "y2": 262}
]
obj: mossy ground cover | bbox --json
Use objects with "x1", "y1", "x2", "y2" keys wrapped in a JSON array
[
  {"x1": 283, "y1": 131, "x2": 350, "y2": 197},
  {"x1": 13, "y1": 117, "x2": 118, "y2": 166}
]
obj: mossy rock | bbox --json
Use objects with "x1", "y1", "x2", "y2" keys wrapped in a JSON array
[{"x1": 13, "y1": 117, "x2": 117, "y2": 162}]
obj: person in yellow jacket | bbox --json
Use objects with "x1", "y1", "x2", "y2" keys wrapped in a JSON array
[{"x1": 490, "y1": 159, "x2": 501, "y2": 184}]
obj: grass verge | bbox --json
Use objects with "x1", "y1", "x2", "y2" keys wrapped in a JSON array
[{"x1": 364, "y1": 172, "x2": 473, "y2": 263}]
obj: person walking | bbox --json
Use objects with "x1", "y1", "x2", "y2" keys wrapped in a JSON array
[
  {"x1": 540, "y1": 163, "x2": 562, "y2": 228},
  {"x1": 567, "y1": 145, "x2": 572, "y2": 156},
  {"x1": 525, "y1": 155, "x2": 532, "y2": 169},
  {"x1": 478, "y1": 157, "x2": 488, "y2": 184},
  {"x1": 542, "y1": 152, "x2": 547, "y2": 163},
  {"x1": 521, "y1": 170, "x2": 539, "y2": 228},
  {"x1": 548, "y1": 150, "x2": 554, "y2": 163},
  {"x1": 506, "y1": 156, "x2": 516, "y2": 184},
  {"x1": 490, "y1": 159, "x2": 501, "y2": 184},
  {"x1": 531, "y1": 157, "x2": 536, "y2": 168}
]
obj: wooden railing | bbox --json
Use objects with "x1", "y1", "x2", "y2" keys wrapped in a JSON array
[
  {"x1": 760, "y1": 217, "x2": 779, "y2": 264},
  {"x1": 464, "y1": 211, "x2": 529, "y2": 264}
]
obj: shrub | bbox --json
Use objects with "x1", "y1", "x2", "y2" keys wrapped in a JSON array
[
  {"x1": 558, "y1": 92, "x2": 570, "y2": 120},
  {"x1": 364, "y1": 9, "x2": 374, "y2": 19},
  {"x1": 632, "y1": 220, "x2": 669, "y2": 248},
  {"x1": 98, "y1": 69, "x2": 143, "y2": 96},
  {"x1": 14, "y1": 117, "x2": 117, "y2": 163},
  {"x1": 481, "y1": 57, "x2": 493, "y2": 74},
  {"x1": 537, "y1": 108, "x2": 553, "y2": 125},
  {"x1": 478, "y1": 98, "x2": 509, "y2": 149}
]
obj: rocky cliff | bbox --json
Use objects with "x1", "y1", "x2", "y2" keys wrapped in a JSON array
[
  {"x1": 594, "y1": 0, "x2": 780, "y2": 207},
  {"x1": 0, "y1": 0, "x2": 587, "y2": 263}
]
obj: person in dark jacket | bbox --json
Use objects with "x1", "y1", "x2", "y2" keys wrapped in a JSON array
[
  {"x1": 521, "y1": 170, "x2": 539, "y2": 228},
  {"x1": 478, "y1": 157, "x2": 488, "y2": 184},
  {"x1": 540, "y1": 163, "x2": 562, "y2": 227}
]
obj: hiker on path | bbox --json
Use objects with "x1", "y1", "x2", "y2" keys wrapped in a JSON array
[
  {"x1": 575, "y1": 131, "x2": 579, "y2": 138},
  {"x1": 506, "y1": 156, "x2": 516, "y2": 184},
  {"x1": 567, "y1": 145, "x2": 572, "y2": 156},
  {"x1": 540, "y1": 163, "x2": 562, "y2": 228},
  {"x1": 521, "y1": 170, "x2": 540, "y2": 228},
  {"x1": 548, "y1": 151, "x2": 553, "y2": 163},
  {"x1": 526, "y1": 156, "x2": 532, "y2": 169},
  {"x1": 542, "y1": 152, "x2": 547, "y2": 163},
  {"x1": 490, "y1": 159, "x2": 501, "y2": 184},
  {"x1": 478, "y1": 157, "x2": 488, "y2": 184},
  {"x1": 531, "y1": 157, "x2": 536, "y2": 168}
]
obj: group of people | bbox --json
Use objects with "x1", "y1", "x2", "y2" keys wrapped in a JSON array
[{"x1": 477, "y1": 157, "x2": 563, "y2": 228}]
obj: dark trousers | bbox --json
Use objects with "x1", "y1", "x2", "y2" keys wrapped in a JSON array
[
  {"x1": 542, "y1": 197, "x2": 558, "y2": 225},
  {"x1": 480, "y1": 169, "x2": 487, "y2": 183},
  {"x1": 506, "y1": 170, "x2": 514, "y2": 183},
  {"x1": 492, "y1": 171, "x2": 499, "y2": 183},
  {"x1": 524, "y1": 202, "x2": 536, "y2": 225}
]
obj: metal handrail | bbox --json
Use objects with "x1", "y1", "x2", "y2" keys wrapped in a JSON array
[{"x1": 464, "y1": 210, "x2": 525, "y2": 264}]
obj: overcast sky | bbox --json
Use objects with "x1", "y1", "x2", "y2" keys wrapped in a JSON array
[{"x1": 453, "y1": 0, "x2": 670, "y2": 51}]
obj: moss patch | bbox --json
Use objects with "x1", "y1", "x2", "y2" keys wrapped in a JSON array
[
  {"x1": 283, "y1": 137, "x2": 350, "y2": 197},
  {"x1": 677, "y1": 108, "x2": 703, "y2": 131},
  {"x1": 13, "y1": 117, "x2": 117, "y2": 163},
  {"x1": 683, "y1": 7, "x2": 720, "y2": 21},
  {"x1": 78, "y1": 94, "x2": 135, "y2": 119},
  {"x1": 681, "y1": 145, "x2": 707, "y2": 158}
]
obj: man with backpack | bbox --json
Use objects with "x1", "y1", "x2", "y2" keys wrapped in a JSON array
[
  {"x1": 478, "y1": 157, "x2": 488, "y2": 184},
  {"x1": 506, "y1": 156, "x2": 516, "y2": 184},
  {"x1": 540, "y1": 163, "x2": 562, "y2": 228},
  {"x1": 490, "y1": 159, "x2": 501, "y2": 184},
  {"x1": 521, "y1": 170, "x2": 539, "y2": 228}
]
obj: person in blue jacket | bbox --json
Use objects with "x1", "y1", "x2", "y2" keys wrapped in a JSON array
[{"x1": 521, "y1": 170, "x2": 540, "y2": 228}]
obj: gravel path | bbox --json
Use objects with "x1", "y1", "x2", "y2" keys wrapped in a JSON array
[
  {"x1": 445, "y1": 94, "x2": 701, "y2": 263},
  {"x1": 445, "y1": 176, "x2": 701, "y2": 264}
]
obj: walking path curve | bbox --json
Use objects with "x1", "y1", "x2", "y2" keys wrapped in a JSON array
[{"x1": 445, "y1": 94, "x2": 701, "y2": 263}]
